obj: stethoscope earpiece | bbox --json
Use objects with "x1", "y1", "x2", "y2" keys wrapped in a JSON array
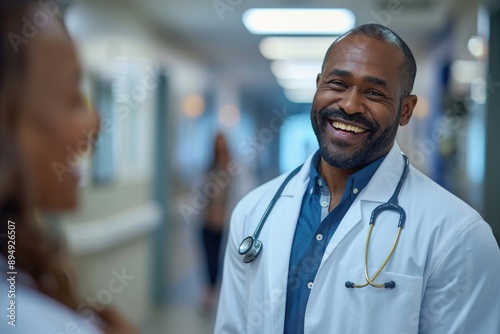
[
  {"x1": 384, "y1": 281, "x2": 396, "y2": 289},
  {"x1": 345, "y1": 280, "x2": 396, "y2": 289}
]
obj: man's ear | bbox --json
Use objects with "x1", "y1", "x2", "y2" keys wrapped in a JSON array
[
  {"x1": 316, "y1": 73, "x2": 321, "y2": 88},
  {"x1": 399, "y1": 95, "x2": 418, "y2": 126}
]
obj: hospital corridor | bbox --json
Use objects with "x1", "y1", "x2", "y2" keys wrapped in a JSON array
[{"x1": 1, "y1": 0, "x2": 500, "y2": 333}]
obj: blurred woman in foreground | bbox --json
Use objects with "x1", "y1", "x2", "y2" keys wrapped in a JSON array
[{"x1": 0, "y1": 2, "x2": 137, "y2": 333}]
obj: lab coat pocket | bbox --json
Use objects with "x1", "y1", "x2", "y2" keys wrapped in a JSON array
[{"x1": 343, "y1": 268, "x2": 423, "y2": 334}]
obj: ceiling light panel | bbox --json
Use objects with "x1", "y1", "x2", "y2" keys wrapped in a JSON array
[
  {"x1": 243, "y1": 8, "x2": 355, "y2": 35},
  {"x1": 277, "y1": 78, "x2": 317, "y2": 90},
  {"x1": 284, "y1": 88, "x2": 316, "y2": 104},
  {"x1": 259, "y1": 37, "x2": 336, "y2": 60},
  {"x1": 271, "y1": 60, "x2": 322, "y2": 80}
]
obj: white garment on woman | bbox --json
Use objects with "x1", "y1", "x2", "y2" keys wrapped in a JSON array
[{"x1": 0, "y1": 257, "x2": 104, "y2": 334}]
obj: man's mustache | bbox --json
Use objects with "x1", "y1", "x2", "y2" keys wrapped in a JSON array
[{"x1": 319, "y1": 107, "x2": 378, "y2": 132}]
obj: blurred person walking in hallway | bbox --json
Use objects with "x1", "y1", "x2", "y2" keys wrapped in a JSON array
[{"x1": 200, "y1": 133, "x2": 232, "y2": 312}]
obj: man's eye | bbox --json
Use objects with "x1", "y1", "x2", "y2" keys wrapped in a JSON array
[
  {"x1": 367, "y1": 90, "x2": 383, "y2": 97},
  {"x1": 329, "y1": 81, "x2": 346, "y2": 88}
]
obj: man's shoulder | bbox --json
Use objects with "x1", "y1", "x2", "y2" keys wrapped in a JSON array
[{"x1": 406, "y1": 165, "x2": 483, "y2": 223}]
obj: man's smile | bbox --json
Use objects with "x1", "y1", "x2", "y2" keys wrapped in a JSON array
[{"x1": 330, "y1": 121, "x2": 368, "y2": 134}]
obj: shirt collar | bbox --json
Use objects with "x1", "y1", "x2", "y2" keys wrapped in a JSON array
[{"x1": 308, "y1": 150, "x2": 387, "y2": 196}]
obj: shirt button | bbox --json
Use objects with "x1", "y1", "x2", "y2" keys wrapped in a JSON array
[
  {"x1": 317, "y1": 179, "x2": 323, "y2": 186},
  {"x1": 320, "y1": 201, "x2": 328, "y2": 208},
  {"x1": 316, "y1": 234, "x2": 323, "y2": 241},
  {"x1": 307, "y1": 282, "x2": 314, "y2": 289},
  {"x1": 353, "y1": 188, "x2": 359, "y2": 194}
]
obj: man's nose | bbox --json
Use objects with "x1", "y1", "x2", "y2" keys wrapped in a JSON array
[{"x1": 337, "y1": 90, "x2": 365, "y2": 115}]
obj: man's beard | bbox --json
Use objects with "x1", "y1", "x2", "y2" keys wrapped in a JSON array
[{"x1": 311, "y1": 105, "x2": 401, "y2": 169}]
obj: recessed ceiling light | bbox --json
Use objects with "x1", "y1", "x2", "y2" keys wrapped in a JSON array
[
  {"x1": 277, "y1": 78, "x2": 317, "y2": 90},
  {"x1": 271, "y1": 60, "x2": 322, "y2": 80},
  {"x1": 259, "y1": 37, "x2": 337, "y2": 60},
  {"x1": 284, "y1": 88, "x2": 316, "y2": 104},
  {"x1": 242, "y1": 8, "x2": 355, "y2": 35}
]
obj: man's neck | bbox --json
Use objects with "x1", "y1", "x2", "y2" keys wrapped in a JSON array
[{"x1": 318, "y1": 158, "x2": 362, "y2": 210}]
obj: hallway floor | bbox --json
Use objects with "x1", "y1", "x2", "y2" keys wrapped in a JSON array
[
  {"x1": 144, "y1": 196, "x2": 218, "y2": 334},
  {"x1": 144, "y1": 305, "x2": 215, "y2": 334}
]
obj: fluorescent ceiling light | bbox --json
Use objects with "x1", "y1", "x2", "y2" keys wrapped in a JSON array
[
  {"x1": 277, "y1": 78, "x2": 317, "y2": 90},
  {"x1": 271, "y1": 60, "x2": 322, "y2": 80},
  {"x1": 260, "y1": 37, "x2": 336, "y2": 60},
  {"x1": 243, "y1": 8, "x2": 355, "y2": 35},
  {"x1": 284, "y1": 88, "x2": 316, "y2": 104}
]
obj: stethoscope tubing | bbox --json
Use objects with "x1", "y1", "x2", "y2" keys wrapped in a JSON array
[
  {"x1": 240, "y1": 153, "x2": 410, "y2": 290},
  {"x1": 250, "y1": 164, "x2": 303, "y2": 241},
  {"x1": 347, "y1": 154, "x2": 409, "y2": 289}
]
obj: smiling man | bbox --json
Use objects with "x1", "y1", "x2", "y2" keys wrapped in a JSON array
[{"x1": 215, "y1": 24, "x2": 500, "y2": 334}]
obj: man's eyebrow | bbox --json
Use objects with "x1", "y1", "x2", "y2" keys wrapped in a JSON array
[
  {"x1": 326, "y1": 69, "x2": 388, "y2": 89},
  {"x1": 327, "y1": 68, "x2": 352, "y2": 78},
  {"x1": 363, "y1": 75, "x2": 388, "y2": 89}
]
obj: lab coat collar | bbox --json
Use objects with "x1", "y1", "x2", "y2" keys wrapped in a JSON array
[
  {"x1": 281, "y1": 142, "x2": 405, "y2": 202},
  {"x1": 323, "y1": 142, "x2": 406, "y2": 260},
  {"x1": 357, "y1": 142, "x2": 406, "y2": 204},
  {"x1": 295, "y1": 151, "x2": 317, "y2": 190},
  {"x1": 280, "y1": 152, "x2": 317, "y2": 197}
]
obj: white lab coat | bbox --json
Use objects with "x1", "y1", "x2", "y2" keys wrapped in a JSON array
[{"x1": 215, "y1": 143, "x2": 500, "y2": 334}]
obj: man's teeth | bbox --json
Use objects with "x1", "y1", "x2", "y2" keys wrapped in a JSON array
[{"x1": 332, "y1": 121, "x2": 366, "y2": 134}]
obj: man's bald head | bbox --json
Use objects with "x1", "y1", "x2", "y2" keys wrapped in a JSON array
[{"x1": 321, "y1": 23, "x2": 417, "y2": 97}]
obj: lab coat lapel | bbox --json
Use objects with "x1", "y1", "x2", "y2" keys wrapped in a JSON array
[
  {"x1": 323, "y1": 143, "x2": 405, "y2": 258},
  {"x1": 266, "y1": 155, "x2": 312, "y2": 333},
  {"x1": 359, "y1": 142, "x2": 406, "y2": 203}
]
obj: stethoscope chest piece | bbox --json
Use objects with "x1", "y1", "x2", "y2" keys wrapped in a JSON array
[{"x1": 239, "y1": 236, "x2": 262, "y2": 263}]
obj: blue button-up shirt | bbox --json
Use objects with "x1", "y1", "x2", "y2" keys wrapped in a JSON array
[{"x1": 284, "y1": 150, "x2": 386, "y2": 334}]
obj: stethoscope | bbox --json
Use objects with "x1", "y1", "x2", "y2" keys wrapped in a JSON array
[
  {"x1": 239, "y1": 153, "x2": 410, "y2": 290},
  {"x1": 238, "y1": 164, "x2": 303, "y2": 264}
]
